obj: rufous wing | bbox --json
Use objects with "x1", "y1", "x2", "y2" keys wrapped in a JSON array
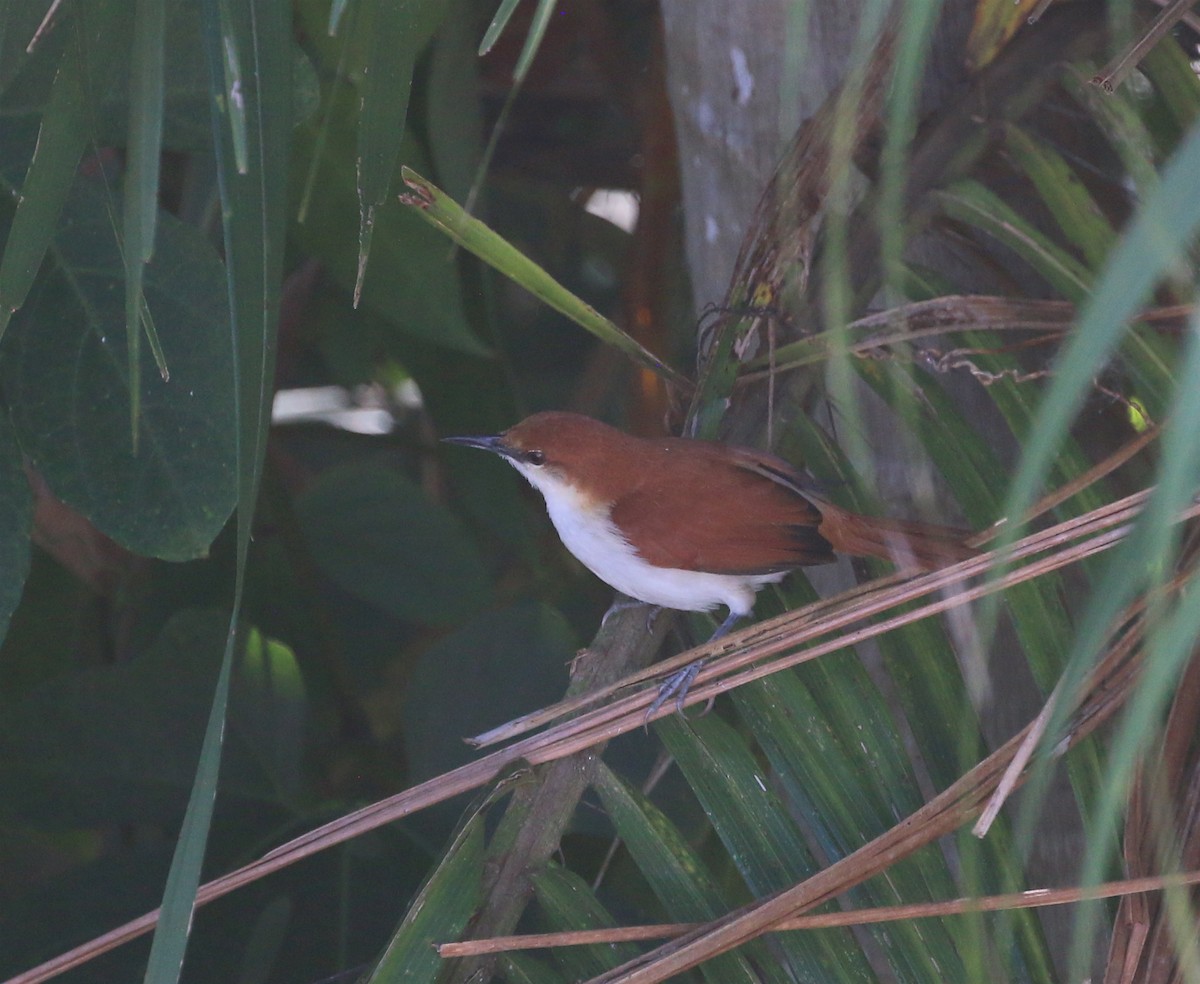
[{"x1": 608, "y1": 447, "x2": 836, "y2": 574}]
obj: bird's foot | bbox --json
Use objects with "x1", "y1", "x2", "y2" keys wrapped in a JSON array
[{"x1": 645, "y1": 658, "x2": 708, "y2": 723}]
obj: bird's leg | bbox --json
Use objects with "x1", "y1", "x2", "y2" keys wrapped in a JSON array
[
  {"x1": 646, "y1": 609, "x2": 744, "y2": 720},
  {"x1": 600, "y1": 596, "x2": 661, "y2": 632}
]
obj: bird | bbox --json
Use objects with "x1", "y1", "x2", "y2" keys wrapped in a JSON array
[{"x1": 444, "y1": 411, "x2": 975, "y2": 713}]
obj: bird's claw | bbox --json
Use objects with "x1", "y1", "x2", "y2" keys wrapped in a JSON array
[{"x1": 644, "y1": 659, "x2": 705, "y2": 724}]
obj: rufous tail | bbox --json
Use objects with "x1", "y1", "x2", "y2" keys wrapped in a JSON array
[{"x1": 817, "y1": 502, "x2": 977, "y2": 571}]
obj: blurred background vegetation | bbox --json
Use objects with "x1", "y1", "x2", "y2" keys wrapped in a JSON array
[{"x1": 1, "y1": 0, "x2": 1200, "y2": 982}]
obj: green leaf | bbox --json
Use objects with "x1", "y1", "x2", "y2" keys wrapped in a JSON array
[
  {"x1": 123, "y1": 0, "x2": 171, "y2": 437},
  {"x1": 353, "y1": 0, "x2": 445, "y2": 303},
  {"x1": 478, "y1": 0, "x2": 523, "y2": 55},
  {"x1": 426, "y1": 0, "x2": 485, "y2": 202},
  {"x1": 1140, "y1": 33, "x2": 1200, "y2": 140},
  {"x1": 1063, "y1": 64, "x2": 1160, "y2": 195},
  {"x1": 291, "y1": 97, "x2": 490, "y2": 355},
  {"x1": 0, "y1": 409, "x2": 31, "y2": 645},
  {"x1": 0, "y1": 8, "x2": 115, "y2": 338},
  {"x1": 732, "y1": 671, "x2": 967, "y2": 983},
  {"x1": 498, "y1": 953, "x2": 567, "y2": 984},
  {"x1": 592, "y1": 763, "x2": 789, "y2": 984},
  {"x1": 0, "y1": 609, "x2": 305, "y2": 828},
  {"x1": 296, "y1": 458, "x2": 493, "y2": 626},
  {"x1": 140, "y1": 0, "x2": 294, "y2": 979},
  {"x1": 509, "y1": 0, "x2": 558, "y2": 83},
  {"x1": 400, "y1": 168, "x2": 686, "y2": 387},
  {"x1": 404, "y1": 603, "x2": 573, "y2": 781},
  {"x1": 655, "y1": 715, "x2": 877, "y2": 983},
  {"x1": 367, "y1": 809, "x2": 484, "y2": 983},
  {"x1": 1001, "y1": 117, "x2": 1200, "y2": 563},
  {"x1": 1, "y1": 177, "x2": 236, "y2": 561},
  {"x1": 532, "y1": 864, "x2": 639, "y2": 979},
  {"x1": 1003, "y1": 123, "x2": 1116, "y2": 269},
  {"x1": 931, "y1": 179, "x2": 1092, "y2": 301}
]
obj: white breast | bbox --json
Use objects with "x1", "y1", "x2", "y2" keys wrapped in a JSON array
[{"x1": 509, "y1": 460, "x2": 780, "y2": 617}]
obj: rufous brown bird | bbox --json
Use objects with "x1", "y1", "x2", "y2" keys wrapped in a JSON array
[{"x1": 445, "y1": 412, "x2": 975, "y2": 711}]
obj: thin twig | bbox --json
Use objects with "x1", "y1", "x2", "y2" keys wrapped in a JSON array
[
  {"x1": 438, "y1": 869, "x2": 1200, "y2": 957},
  {"x1": 1092, "y1": 0, "x2": 1199, "y2": 92}
]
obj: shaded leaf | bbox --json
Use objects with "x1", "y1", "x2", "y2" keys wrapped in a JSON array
[
  {"x1": 532, "y1": 864, "x2": 639, "y2": 978},
  {"x1": 656, "y1": 714, "x2": 877, "y2": 982},
  {"x1": 353, "y1": 0, "x2": 445, "y2": 302},
  {"x1": 0, "y1": 410, "x2": 31, "y2": 645},
  {"x1": 592, "y1": 763, "x2": 790, "y2": 984},
  {"x1": 931, "y1": 179, "x2": 1092, "y2": 301},
  {"x1": 0, "y1": 5, "x2": 123, "y2": 338},
  {"x1": 291, "y1": 94, "x2": 489, "y2": 354},
  {"x1": 0, "y1": 609, "x2": 306, "y2": 828},
  {"x1": 296, "y1": 458, "x2": 493, "y2": 626},
  {"x1": 1, "y1": 177, "x2": 235, "y2": 561},
  {"x1": 122, "y1": 0, "x2": 170, "y2": 435},
  {"x1": 367, "y1": 809, "x2": 484, "y2": 983},
  {"x1": 404, "y1": 602, "x2": 572, "y2": 780}
]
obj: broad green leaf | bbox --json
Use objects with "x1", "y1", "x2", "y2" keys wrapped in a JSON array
[
  {"x1": 0, "y1": 0, "x2": 57, "y2": 94},
  {"x1": 0, "y1": 409, "x2": 31, "y2": 645},
  {"x1": 403, "y1": 603, "x2": 572, "y2": 781},
  {"x1": 291, "y1": 97, "x2": 489, "y2": 355},
  {"x1": 367, "y1": 810, "x2": 484, "y2": 983},
  {"x1": 0, "y1": 7, "x2": 117, "y2": 338},
  {"x1": 592, "y1": 764, "x2": 790, "y2": 984},
  {"x1": 353, "y1": 0, "x2": 444, "y2": 303},
  {"x1": 426, "y1": 0, "x2": 485, "y2": 202},
  {"x1": 296, "y1": 458, "x2": 493, "y2": 626},
  {"x1": 1, "y1": 4, "x2": 214, "y2": 155},
  {"x1": 0, "y1": 609, "x2": 305, "y2": 828},
  {"x1": 1, "y1": 177, "x2": 235, "y2": 561}
]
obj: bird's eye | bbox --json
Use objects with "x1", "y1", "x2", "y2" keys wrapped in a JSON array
[{"x1": 525, "y1": 449, "x2": 546, "y2": 466}]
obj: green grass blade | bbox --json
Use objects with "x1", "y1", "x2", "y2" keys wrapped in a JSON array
[
  {"x1": 1003, "y1": 123, "x2": 1116, "y2": 269},
  {"x1": 1067, "y1": 303, "x2": 1200, "y2": 976},
  {"x1": 141, "y1": 0, "x2": 292, "y2": 979},
  {"x1": 1001, "y1": 117, "x2": 1200, "y2": 557},
  {"x1": 399, "y1": 167, "x2": 688, "y2": 390},
  {"x1": 656, "y1": 713, "x2": 878, "y2": 983},
  {"x1": 930, "y1": 180, "x2": 1092, "y2": 300},
  {"x1": 141, "y1": 626, "x2": 236, "y2": 984},
  {"x1": 0, "y1": 12, "x2": 96, "y2": 338},
  {"x1": 511, "y1": 0, "x2": 557, "y2": 82},
  {"x1": 353, "y1": 0, "x2": 442, "y2": 304},
  {"x1": 532, "y1": 864, "x2": 639, "y2": 979},
  {"x1": 367, "y1": 812, "x2": 485, "y2": 983},
  {"x1": 123, "y1": 0, "x2": 169, "y2": 445},
  {"x1": 592, "y1": 763, "x2": 791, "y2": 984},
  {"x1": 478, "y1": 0, "x2": 524, "y2": 56}
]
